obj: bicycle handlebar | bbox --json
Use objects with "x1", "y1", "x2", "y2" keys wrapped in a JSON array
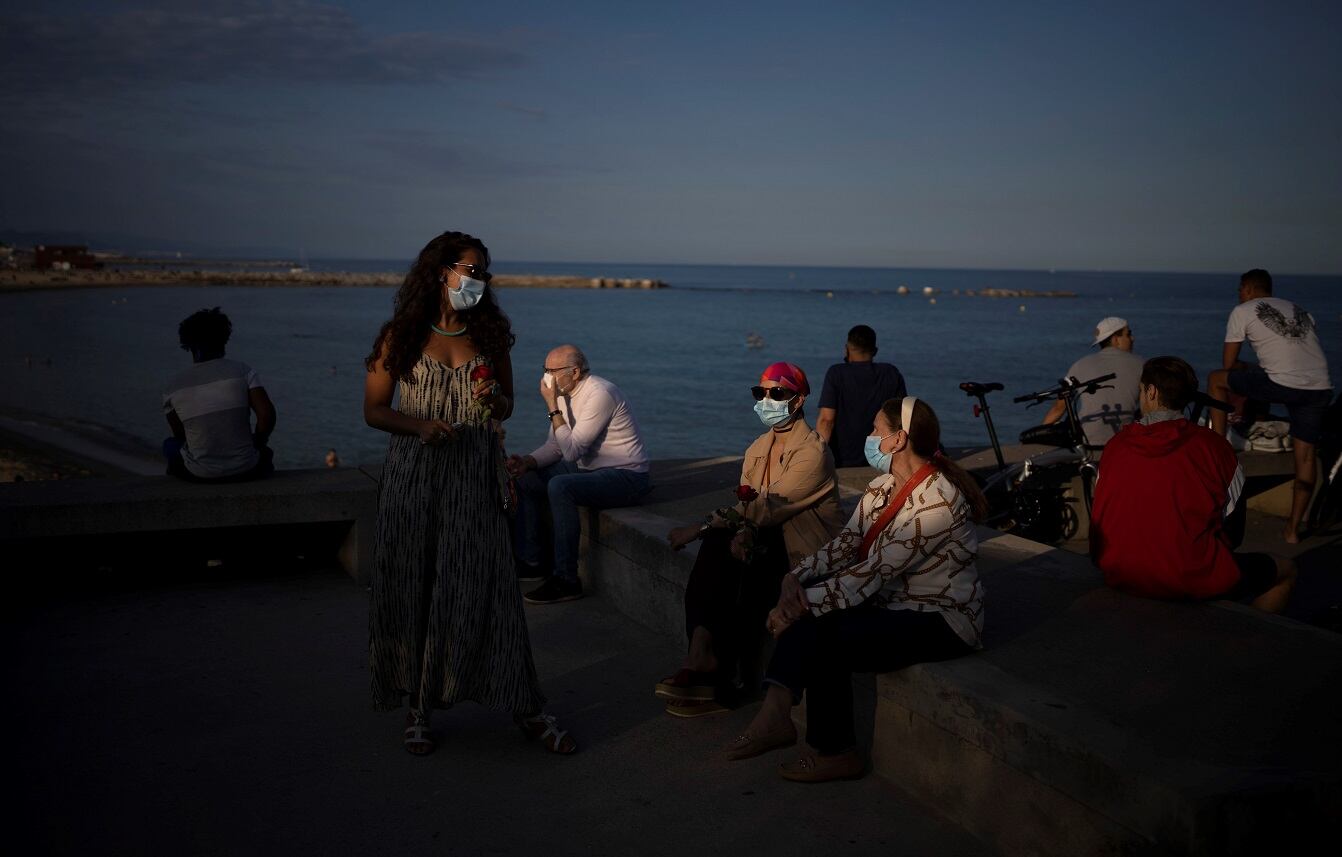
[{"x1": 1013, "y1": 372, "x2": 1117, "y2": 404}]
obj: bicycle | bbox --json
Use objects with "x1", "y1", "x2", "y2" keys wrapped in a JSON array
[
  {"x1": 1306, "y1": 392, "x2": 1342, "y2": 533},
  {"x1": 961, "y1": 377, "x2": 1236, "y2": 544},
  {"x1": 959, "y1": 373, "x2": 1116, "y2": 543}
]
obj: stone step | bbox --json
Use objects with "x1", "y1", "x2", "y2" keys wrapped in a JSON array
[{"x1": 581, "y1": 459, "x2": 1342, "y2": 856}]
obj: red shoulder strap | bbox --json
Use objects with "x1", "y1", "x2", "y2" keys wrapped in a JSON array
[{"x1": 857, "y1": 461, "x2": 939, "y2": 561}]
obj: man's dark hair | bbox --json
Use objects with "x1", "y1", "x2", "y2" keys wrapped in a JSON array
[
  {"x1": 1240, "y1": 268, "x2": 1273, "y2": 295},
  {"x1": 847, "y1": 324, "x2": 878, "y2": 355},
  {"x1": 1140, "y1": 356, "x2": 1198, "y2": 411},
  {"x1": 178, "y1": 307, "x2": 232, "y2": 353}
]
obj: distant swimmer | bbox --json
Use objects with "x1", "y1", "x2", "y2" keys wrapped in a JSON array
[
  {"x1": 325, "y1": 448, "x2": 340, "y2": 468},
  {"x1": 745, "y1": 332, "x2": 766, "y2": 350}
]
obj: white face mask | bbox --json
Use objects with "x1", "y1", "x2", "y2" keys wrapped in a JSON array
[
  {"x1": 545, "y1": 368, "x2": 577, "y2": 394},
  {"x1": 446, "y1": 274, "x2": 487, "y2": 311}
]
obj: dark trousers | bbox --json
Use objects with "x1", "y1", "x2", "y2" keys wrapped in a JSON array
[
  {"x1": 163, "y1": 438, "x2": 274, "y2": 483},
  {"x1": 765, "y1": 606, "x2": 972, "y2": 754},
  {"x1": 682, "y1": 526, "x2": 788, "y2": 695}
]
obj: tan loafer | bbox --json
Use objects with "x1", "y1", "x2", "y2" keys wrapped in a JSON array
[
  {"x1": 778, "y1": 749, "x2": 865, "y2": 782},
  {"x1": 724, "y1": 724, "x2": 797, "y2": 760}
]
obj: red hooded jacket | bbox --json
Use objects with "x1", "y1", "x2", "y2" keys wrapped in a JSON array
[{"x1": 1090, "y1": 418, "x2": 1240, "y2": 599}]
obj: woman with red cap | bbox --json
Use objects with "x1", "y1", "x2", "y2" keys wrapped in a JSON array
[{"x1": 657, "y1": 362, "x2": 845, "y2": 715}]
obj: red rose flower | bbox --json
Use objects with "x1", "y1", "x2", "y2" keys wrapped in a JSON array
[
  {"x1": 470, "y1": 364, "x2": 494, "y2": 382},
  {"x1": 736, "y1": 484, "x2": 759, "y2": 502}
]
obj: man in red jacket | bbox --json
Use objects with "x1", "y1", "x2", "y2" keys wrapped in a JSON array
[{"x1": 1090, "y1": 356, "x2": 1295, "y2": 612}]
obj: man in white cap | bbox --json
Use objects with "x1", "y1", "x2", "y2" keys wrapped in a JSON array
[{"x1": 1039, "y1": 316, "x2": 1145, "y2": 447}]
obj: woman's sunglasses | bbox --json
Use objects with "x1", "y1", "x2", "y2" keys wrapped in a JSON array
[{"x1": 751, "y1": 386, "x2": 798, "y2": 402}]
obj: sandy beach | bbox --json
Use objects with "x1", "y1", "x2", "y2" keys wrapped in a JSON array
[{"x1": 0, "y1": 408, "x2": 161, "y2": 482}]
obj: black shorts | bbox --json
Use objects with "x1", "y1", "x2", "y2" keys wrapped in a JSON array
[
  {"x1": 1226, "y1": 366, "x2": 1332, "y2": 445},
  {"x1": 1225, "y1": 552, "x2": 1278, "y2": 601}
]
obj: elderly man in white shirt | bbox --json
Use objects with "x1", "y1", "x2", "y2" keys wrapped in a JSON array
[{"x1": 507, "y1": 344, "x2": 652, "y2": 604}]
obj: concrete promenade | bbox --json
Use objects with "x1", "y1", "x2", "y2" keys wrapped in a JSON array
[
  {"x1": 6, "y1": 440, "x2": 1340, "y2": 854},
  {"x1": 8, "y1": 562, "x2": 989, "y2": 856}
]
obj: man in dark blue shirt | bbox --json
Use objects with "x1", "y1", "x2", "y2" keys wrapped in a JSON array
[{"x1": 816, "y1": 325, "x2": 908, "y2": 467}]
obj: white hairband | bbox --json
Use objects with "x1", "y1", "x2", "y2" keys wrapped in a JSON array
[{"x1": 901, "y1": 396, "x2": 917, "y2": 434}]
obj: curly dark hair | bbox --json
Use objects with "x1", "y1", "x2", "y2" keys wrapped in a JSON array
[
  {"x1": 178, "y1": 307, "x2": 232, "y2": 352},
  {"x1": 365, "y1": 231, "x2": 516, "y2": 381}
]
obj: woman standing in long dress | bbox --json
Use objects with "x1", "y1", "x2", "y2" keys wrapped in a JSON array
[{"x1": 363, "y1": 230, "x2": 575, "y2": 756}]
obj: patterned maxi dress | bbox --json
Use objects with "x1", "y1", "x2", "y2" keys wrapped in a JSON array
[{"x1": 369, "y1": 352, "x2": 546, "y2": 715}]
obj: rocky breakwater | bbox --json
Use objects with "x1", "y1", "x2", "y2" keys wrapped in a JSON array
[{"x1": 1, "y1": 269, "x2": 669, "y2": 291}]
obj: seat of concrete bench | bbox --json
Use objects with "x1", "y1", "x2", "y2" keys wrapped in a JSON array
[
  {"x1": 0, "y1": 468, "x2": 379, "y2": 582},
  {"x1": 582, "y1": 458, "x2": 1341, "y2": 856}
]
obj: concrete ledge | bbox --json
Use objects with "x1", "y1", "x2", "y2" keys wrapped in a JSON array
[
  {"x1": 580, "y1": 460, "x2": 1342, "y2": 856},
  {"x1": 0, "y1": 468, "x2": 379, "y2": 582}
]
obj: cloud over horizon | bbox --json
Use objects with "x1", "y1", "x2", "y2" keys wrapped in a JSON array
[{"x1": 0, "y1": 0, "x2": 525, "y2": 94}]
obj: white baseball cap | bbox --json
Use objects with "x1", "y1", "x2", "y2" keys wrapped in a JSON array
[{"x1": 1092, "y1": 316, "x2": 1128, "y2": 346}]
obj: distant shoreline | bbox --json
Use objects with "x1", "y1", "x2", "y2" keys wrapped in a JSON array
[
  {"x1": 0, "y1": 269, "x2": 669, "y2": 292},
  {"x1": 0, "y1": 269, "x2": 1084, "y2": 298}
]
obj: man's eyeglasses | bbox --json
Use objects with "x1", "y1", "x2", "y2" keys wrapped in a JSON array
[
  {"x1": 451, "y1": 262, "x2": 492, "y2": 281},
  {"x1": 751, "y1": 386, "x2": 797, "y2": 402},
  {"x1": 544, "y1": 364, "x2": 575, "y2": 373}
]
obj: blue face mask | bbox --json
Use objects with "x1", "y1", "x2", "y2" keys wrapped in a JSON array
[
  {"x1": 864, "y1": 432, "x2": 897, "y2": 472},
  {"x1": 447, "y1": 275, "x2": 487, "y2": 311},
  {"x1": 754, "y1": 398, "x2": 793, "y2": 428}
]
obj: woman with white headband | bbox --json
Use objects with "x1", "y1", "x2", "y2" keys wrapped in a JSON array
[{"x1": 725, "y1": 395, "x2": 989, "y2": 782}]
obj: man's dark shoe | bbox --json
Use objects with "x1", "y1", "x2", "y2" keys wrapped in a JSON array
[
  {"x1": 523, "y1": 576, "x2": 584, "y2": 605},
  {"x1": 515, "y1": 558, "x2": 548, "y2": 583}
]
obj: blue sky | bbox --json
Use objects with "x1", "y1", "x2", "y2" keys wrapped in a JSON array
[{"x1": 1, "y1": 0, "x2": 1339, "y2": 271}]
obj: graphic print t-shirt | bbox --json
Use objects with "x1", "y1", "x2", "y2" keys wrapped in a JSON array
[{"x1": 1225, "y1": 297, "x2": 1331, "y2": 391}]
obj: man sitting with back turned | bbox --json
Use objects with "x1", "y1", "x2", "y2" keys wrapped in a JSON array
[
  {"x1": 1090, "y1": 356, "x2": 1295, "y2": 613},
  {"x1": 163, "y1": 307, "x2": 277, "y2": 482},
  {"x1": 1039, "y1": 316, "x2": 1144, "y2": 447},
  {"x1": 507, "y1": 344, "x2": 652, "y2": 604},
  {"x1": 1207, "y1": 268, "x2": 1333, "y2": 543},
  {"x1": 816, "y1": 325, "x2": 907, "y2": 467}
]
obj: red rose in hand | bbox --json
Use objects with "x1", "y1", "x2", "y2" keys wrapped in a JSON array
[
  {"x1": 470, "y1": 363, "x2": 496, "y2": 424},
  {"x1": 736, "y1": 484, "x2": 759, "y2": 502}
]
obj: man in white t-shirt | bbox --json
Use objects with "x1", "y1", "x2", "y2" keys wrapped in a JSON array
[
  {"x1": 1039, "y1": 316, "x2": 1145, "y2": 447},
  {"x1": 1208, "y1": 269, "x2": 1333, "y2": 543},
  {"x1": 163, "y1": 307, "x2": 276, "y2": 482},
  {"x1": 506, "y1": 344, "x2": 652, "y2": 604}
]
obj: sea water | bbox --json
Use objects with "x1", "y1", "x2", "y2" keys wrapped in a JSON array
[{"x1": 1, "y1": 262, "x2": 1339, "y2": 468}]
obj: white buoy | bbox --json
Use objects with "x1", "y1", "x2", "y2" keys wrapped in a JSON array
[
  {"x1": 896, "y1": 285, "x2": 910, "y2": 295},
  {"x1": 922, "y1": 286, "x2": 935, "y2": 295},
  {"x1": 1019, "y1": 304, "x2": 1026, "y2": 312},
  {"x1": 825, "y1": 291, "x2": 834, "y2": 298},
  {"x1": 929, "y1": 297, "x2": 937, "y2": 305}
]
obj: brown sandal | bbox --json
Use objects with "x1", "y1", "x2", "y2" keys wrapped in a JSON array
[
  {"x1": 516, "y1": 713, "x2": 578, "y2": 755},
  {"x1": 654, "y1": 668, "x2": 716, "y2": 701}
]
